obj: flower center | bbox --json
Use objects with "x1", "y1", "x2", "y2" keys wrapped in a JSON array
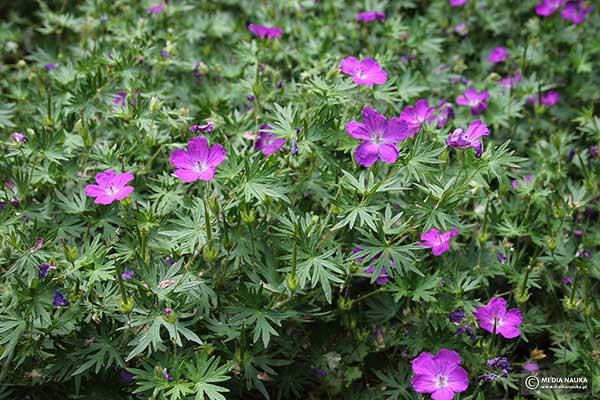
[
  {"x1": 435, "y1": 373, "x2": 448, "y2": 388},
  {"x1": 105, "y1": 184, "x2": 118, "y2": 195},
  {"x1": 194, "y1": 161, "x2": 208, "y2": 172},
  {"x1": 371, "y1": 131, "x2": 385, "y2": 144},
  {"x1": 494, "y1": 317, "x2": 504, "y2": 327},
  {"x1": 356, "y1": 67, "x2": 366, "y2": 80}
]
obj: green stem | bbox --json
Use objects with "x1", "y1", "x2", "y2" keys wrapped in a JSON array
[{"x1": 203, "y1": 182, "x2": 212, "y2": 243}]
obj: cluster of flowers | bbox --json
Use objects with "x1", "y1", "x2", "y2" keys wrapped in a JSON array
[
  {"x1": 412, "y1": 298, "x2": 522, "y2": 400},
  {"x1": 18, "y1": 2, "x2": 595, "y2": 395},
  {"x1": 536, "y1": 0, "x2": 593, "y2": 24}
]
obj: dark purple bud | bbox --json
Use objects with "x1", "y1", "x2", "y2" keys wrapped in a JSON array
[
  {"x1": 38, "y1": 263, "x2": 54, "y2": 278},
  {"x1": 568, "y1": 148, "x2": 576, "y2": 162},
  {"x1": 561, "y1": 276, "x2": 574, "y2": 285},
  {"x1": 479, "y1": 373, "x2": 498, "y2": 382},
  {"x1": 190, "y1": 122, "x2": 214, "y2": 133},
  {"x1": 10, "y1": 199, "x2": 20, "y2": 207},
  {"x1": 497, "y1": 253, "x2": 508, "y2": 264},
  {"x1": 0, "y1": 201, "x2": 5, "y2": 211},
  {"x1": 163, "y1": 308, "x2": 173, "y2": 314},
  {"x1": 165, "y1": 257, "x2": 174, "y2": 266},
  {"x1": 574, "y1": 229, "x2": 583, "y2": 237},
  {"x1": 591, "y1": 145, "x2": 598, "y2": 158},
  {"x1": 314, "y1": 368, "x2": 327, "y2": 378},
  {"x1": 160, "y1": 50, "x2": 170, "y2": 58},
  {"x1": 291, "y1": 140, "x2": 298, "y2": 155},
  {"x1": 22, "y1": 213, "x2": 30, "y2": 222},
  {"x1": 44, "y1": 63, "x2": 59, "y2": 71},
  {"x1": 122, "y1": 269, "x2": 135, "y2": 280},
  {"x1": 52, "y1": 290, "x2": 69, "y2": 307},
  {"x1": 162, "y1": 368, "x2": 173, "y2": 381},
  {"x1": 247, "y1": 95, "x2": 256, "y2": 102},
  {"x1": 465, "y1": 326, "x2": 476, "y2": 341},
  {"x1": 276, "y1": 80, "x2": 285, "y2": 89},
  {"x1": 118, "y1": 369, "x2": 134, "y2": 384},
  {"x1": 259, "y1": 64, "x2": 265, "y2": 73},
  {"x1": 449, "y1": 309, "x2": 466, "y2": 324}
]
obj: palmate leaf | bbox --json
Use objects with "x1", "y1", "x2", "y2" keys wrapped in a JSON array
[
  {"x1": 185, "y1": 350, "x2": 231, "y2": 400},
  {"x1": 333, "y1": 204, "x2": 382, "y2": 232},
  {"x1": 158, "y1": 198, "x2": 208, "y2": 254},
  {"x1": 296, "y1": 247, "x2": 344, "y2": 303},
  {"x1": 0, "y1": 102, "x2": 15, "y2": 128},
  {"x1": 480, "y1": 140, "x2": 525, "y2": 185},
  {"x1": 71, "y1": 336, "x2": 124, "y2": 376},
  {"x1": 231, "y1": 156, "x2": 291, "y2": 203}
]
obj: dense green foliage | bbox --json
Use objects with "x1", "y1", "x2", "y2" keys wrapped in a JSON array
[{"x1": 0, "y1": 0, "x2": 599, "y2": 399}]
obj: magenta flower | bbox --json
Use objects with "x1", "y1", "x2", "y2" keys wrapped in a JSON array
[
  {"x1": 399, "y1": 99, "x2": 435, "y2": 137},
  {"x1": 497, "y1": 74, "x2": 521, "y2": 90},
  {"x1": 340, "y1": 57, "x2": 387, "y2": 87},
  {"x1": 456, "y1": 88, "x2": 490, "y2": 115},
  {"x1": 345, "y1": 107, "x2": 409, "y2": 167},
  {"x1": 446, "y1": 119, "x2": 490, "y2": 158},
  {"x1": 541, "y1": 90, "x2": 560, "y2": 107},
  {"x1": 122, "y1": 269, "x2": 135, "y2": 280},
  {"x1": 248, "y1": 24, "x2": 283, "y2": 39},
  {"x1": 536, "y1": 0, "x2": 564, "y2": 16},
  {"x1": 85, "y1": 170, "x2": 134, "y2": 205},
  {"x1": 454, "y1": 22, "x2": 468, "y2": 35},
  {"x1": 450, "y1": 0, "x2": 468, "y2": 6},
  {"x1": 488, "y1": 47, "x2": 508, "y2": 63},
  {"x1": 523, "y1": 361, "x2": 540, "y2": 372},
  {"x1": 53, "y1": 290, "x2": 69, "y2": 307},
  {"x1": 561, "y1": 1, "x2": 593, "y2": 24},
  {"x1": 474, "y1": 297, "x2": 522, "y2": 339},
  {"x1": 11, "y1": 132, "x2": 28, "y2": 143},
  {"x1": 418, "y1": 227, "x2": 458, "y2": 256},
  {"x1": 411, "y1": 349, "x2": 469, "y2": 400},
  {"x1": 256, "y1": 124, "x2": 286, "y2": 155},
  {"x1": 170, "y1": 136, "x2": 227, "y2": 182},
  {"x1": 114, "y1": 91, "x2": 127, "y2": 106},
  {"x1": 356, "y1": 11, "x2": 386, "y2": 22},
  {"x1": 149, "y1": 1, "x2": 167, "y2": 14}
]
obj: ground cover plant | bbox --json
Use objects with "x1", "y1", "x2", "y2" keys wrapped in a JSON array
[{"x1": 0, "y1": 0, "x2": 599, "y2": 399}]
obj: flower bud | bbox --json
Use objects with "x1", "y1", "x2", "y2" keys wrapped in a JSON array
[
  {"x1": 150, "y1": 96, "x2": 162, "y2": 112},
  {"x1": 64, "y1": 245, "x2": 78, "y2": 263},
  {"x1": 339, "y1": 297, "x2": 353, "y2": 311},
  {"x1": 208, "y1": 195, "x2": 220, "y2": 214},
  {"x1": 478, "y1": 229, "x2": 489, "y2": 243},
  {"x1": 286, "y1": 273, "x2": 299, "y2": 293},
  {"x1": 546, "y1": 236, "x2": 557, "y2": 251},
  {"x1": 202, "y1": 243, "x2": 218, "y2": 263},
  {"x1": 515, "y1": 290, "x2": 530, "y2": 304},
  {"x1": 241, "y1": 207, "x2": 255, "y2": 224},
  {"x1": 119, "y1": 297, "x2": 135, "y2": 314},
  {"x1": 162, "y1": 308, "x2": 177, "y2": 324}
]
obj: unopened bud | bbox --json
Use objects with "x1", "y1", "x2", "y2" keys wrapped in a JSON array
[
  {"x1": 286, "y1": 273, "x2": 299, "y2": 293},
  {"x1": 202, "y1": 243, "x2": 218, "y2": 263},
  {"x1": 119, "y1": 297, "x2": 135, "y2": 314}
]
